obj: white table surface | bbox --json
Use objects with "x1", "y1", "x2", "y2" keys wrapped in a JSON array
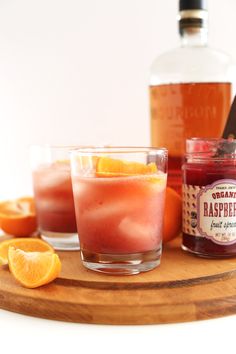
[{"x1": 0, "y1": 307, "x2": 235, "y2": 354}]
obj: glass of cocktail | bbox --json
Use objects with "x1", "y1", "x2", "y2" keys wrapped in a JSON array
[
  {"x1": 70, "y1": 147, "x2": 168, "y2": 274},
  {"x1": 30, "y1": 145, "x2": 79, "y2": 250}
]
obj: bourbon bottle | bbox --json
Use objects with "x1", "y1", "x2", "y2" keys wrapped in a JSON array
[{"x1": 149, "y1": 0, "x2": 233, "y2": 194}]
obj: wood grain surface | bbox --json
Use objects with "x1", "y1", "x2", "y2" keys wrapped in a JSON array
[{"x1": 1, "y1": 235, "x2": 236, "y2": 324}]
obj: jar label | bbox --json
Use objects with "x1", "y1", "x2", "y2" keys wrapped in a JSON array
[{"x1": 183, "y1": 180, "x2": 236, "y2": 245}]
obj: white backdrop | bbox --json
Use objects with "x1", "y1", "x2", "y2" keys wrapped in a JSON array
[{"x1": 0, "y1": 0, "x2": 235, "y2": 198}]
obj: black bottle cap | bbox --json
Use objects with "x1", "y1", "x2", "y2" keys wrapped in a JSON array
[{"x1": 179, "y1": 0, "x2": 207, "y2": 11}]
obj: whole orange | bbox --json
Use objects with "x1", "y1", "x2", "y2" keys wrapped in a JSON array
[
  {"x1": 0, "y1": 197, "x2": 37, "y2": 237},
  {"x1": 163, "y1": 187, "x2": 182, "y2": 243}
]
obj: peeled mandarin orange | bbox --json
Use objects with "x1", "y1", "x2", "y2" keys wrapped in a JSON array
[
  {"x1": 0, "y1": 238, "x2": 54, "y2": 265},
  {"x1": 0, "y1": 197, "x2": 37, "y2": 237},
  {"x1": 96, "y1": 156, "x2": 157, "y2": 177},
  {"x1": 8, "y1": 247, "x2": 61, "y2": 288},
  {"x1": 163, "y1": 187, "x2": 182, "y2": 243}
]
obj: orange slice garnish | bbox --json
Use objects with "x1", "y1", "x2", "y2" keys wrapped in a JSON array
[
  {"x1": 0, "y1": 238, "x2": 54, "y2": 266},
  {"x1": 8, "y1": 247, "x2": 61, "y2": 288},
  {"x1": 0, "y1": 197, "x2": 37, "y2": 237},
  {"x1": 96, "y1": 157, "x2": 157, "y2": 177}
]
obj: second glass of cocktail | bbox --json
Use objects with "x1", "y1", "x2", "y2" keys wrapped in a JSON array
[
  {"x1": 70, "y1": 147, "x2": 167, "y2": 274},
  {"x1": 30, "y1": 145, "x2": 79, "y2": 250}
]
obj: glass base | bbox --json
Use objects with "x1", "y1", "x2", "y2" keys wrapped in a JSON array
[
  {"x1": 81, "y1": 248, "x2": 161, "y2": 275},
  {"x1": 40, "y1": 230, "x2": 80, "y2": 251}
]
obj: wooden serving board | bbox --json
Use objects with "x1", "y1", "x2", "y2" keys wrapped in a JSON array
[{"x1": 1, "y1": 236, "x2": 236, "y2": 324}]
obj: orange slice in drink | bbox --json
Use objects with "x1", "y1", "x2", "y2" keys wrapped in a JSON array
[
  {"x1": 0, "y1": 238, "x2": 54, "y2": 265},
  {"x1": 8, "y1": 247, "x2": 61, "y2": 288},
  {"x1": 96, "y1": 157, "x2": 157, "y2": 177},
  {"x1": 0, "y1": 197, "x2": 37, "y2": 237}
]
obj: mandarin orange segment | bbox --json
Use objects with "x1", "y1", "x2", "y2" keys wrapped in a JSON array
[
  {"x1": 0, "y1": 197, "x2": 37, "y2": 237},
  {"x1": 0, "y1": 238, "x2": 54, "y2": 265},
  {"x1": 8, "y1": 247, "x2": 61, "y2": 288},
  {"x1": 96, "y1": 157, "x2": 157, "y2": 177}
]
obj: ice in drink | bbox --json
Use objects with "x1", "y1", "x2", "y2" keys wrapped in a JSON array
[
  {"x1": 33, "y1": 161, "x2": 77, "y2": 232},
  {"x1": 73, "y1": 174, "x2": 166, "y2": 255},
  {"x1": 32, "y1": 160, "x2": 78, "y2": 249}
]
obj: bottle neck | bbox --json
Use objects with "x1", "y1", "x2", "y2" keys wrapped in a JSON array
[{"x1": 180, "y1": 27, "x2": 208, "y2": 47}]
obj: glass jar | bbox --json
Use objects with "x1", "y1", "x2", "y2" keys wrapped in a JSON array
[{"x1": 182, "y1": 138, "x2": 236, "y2": 257}]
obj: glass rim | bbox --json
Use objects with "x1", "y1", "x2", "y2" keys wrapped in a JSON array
[
  {"x1": 70, "y1": 146, "x2": 168, "y2": 155},
  {"x1": 29, "y1": 144, "x2": 96, "y2": 150}
]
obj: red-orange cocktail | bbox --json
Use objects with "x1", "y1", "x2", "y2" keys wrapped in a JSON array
[
  {"x1": 70, "y1": 147, "x2": 167, "y2": 274},
  {"x1": 31, "y1": 146, "x2": 79, "y2": 250}
]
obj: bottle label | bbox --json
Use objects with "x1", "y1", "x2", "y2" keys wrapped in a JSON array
[
  {"x1": 150, "y1": 83, "x2": 231, "y2": 157},
  {"x1": 183, "y1": 180, "x2": 236, "y2": 245}
]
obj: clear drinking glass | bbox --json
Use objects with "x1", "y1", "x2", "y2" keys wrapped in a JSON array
[
  {"x1": 70, "y1": 147, "x2": 168, "y2": 274},
  {"x1": 30, "y1": 145, "x2": 79, "y2": 250}
]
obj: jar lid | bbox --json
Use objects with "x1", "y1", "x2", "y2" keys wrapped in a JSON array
[{"x1": 186, "y1": 138, "x2": 236, "y2": 159}]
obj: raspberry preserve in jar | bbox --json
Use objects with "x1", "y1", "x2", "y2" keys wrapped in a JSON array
[{"x1": 182, "y1": 138, "x2": 236, "y2": 257}]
